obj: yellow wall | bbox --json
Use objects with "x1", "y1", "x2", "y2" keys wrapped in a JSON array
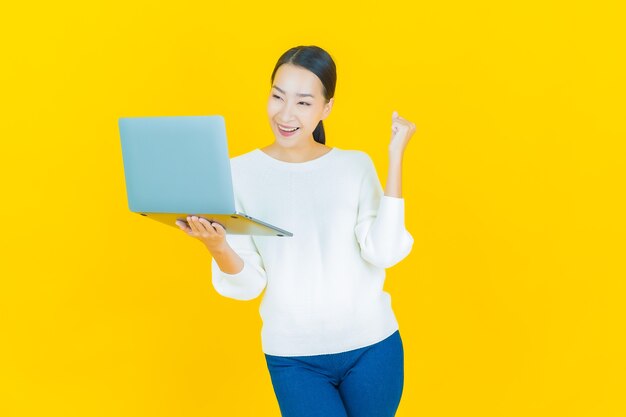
[{"x1": 2, "y1": 1, "x2": 625, "y2": 416}]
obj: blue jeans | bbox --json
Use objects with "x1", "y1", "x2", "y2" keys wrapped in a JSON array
[{"x1": 264, "y1": 330, "x2": 404, "y2": 417}]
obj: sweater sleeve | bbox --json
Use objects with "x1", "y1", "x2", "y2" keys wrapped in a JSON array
[
  {"x1": 211, "y1": 157, "x2": 268, "y2": 301},
  {"x1": 354, "y1": 155, "x2": 414, "y2": 269},
  {"x1": 211, "y1": 233, "x2": 268, "y2": 301}
]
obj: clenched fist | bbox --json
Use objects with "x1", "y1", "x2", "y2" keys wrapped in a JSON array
[{"x1": 389, "y1": 110, "x2": 417, "y2": 158}]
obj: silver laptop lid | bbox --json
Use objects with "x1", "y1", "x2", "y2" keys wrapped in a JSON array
[{"x1": 119, "y1": 115, "x2": 236, "y2": 214}]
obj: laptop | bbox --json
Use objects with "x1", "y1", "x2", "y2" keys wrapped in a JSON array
[{"x1": 118, "y1": 115, "x2": 293, "y2": 237}]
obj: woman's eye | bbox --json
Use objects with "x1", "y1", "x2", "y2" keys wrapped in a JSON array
[{"x1": 271, "y1": 94, "x2": 310, "y2": 106}]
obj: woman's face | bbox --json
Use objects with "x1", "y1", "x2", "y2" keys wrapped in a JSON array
[{"x1": 267, "y1": 63, "x2": 333, "y2": 148}]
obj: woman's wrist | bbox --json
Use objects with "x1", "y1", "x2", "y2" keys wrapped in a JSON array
[
  {"x1": 206, "y1": 241, "x2": 229, "y2": 256},
  {"x1": 384, "y1": 152, "x2": 403, "y2": 198},
  {"x1": 388, "y1": 150, "x2": 404, "y2": 165}
]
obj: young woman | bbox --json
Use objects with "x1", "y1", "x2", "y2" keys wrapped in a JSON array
[{"x1": 176, "y1": 45, "x2": 416, "y2": 417}]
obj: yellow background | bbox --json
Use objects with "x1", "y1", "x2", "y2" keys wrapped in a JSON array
[{"x1": 2, "y1": 1, "x2": 625, "y2": 416}]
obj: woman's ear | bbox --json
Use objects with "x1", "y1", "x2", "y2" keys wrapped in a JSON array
[{"x1": 321, "y1": 97, "x2": 334, "y2": 120}]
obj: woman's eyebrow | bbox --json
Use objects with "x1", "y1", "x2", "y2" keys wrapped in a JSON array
[{"x1": 272, "y1": 85, "x2": 315, "y2": 98}]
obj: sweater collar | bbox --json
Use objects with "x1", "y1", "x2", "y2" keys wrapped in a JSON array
[{"x1": 253, "y1": 148, "x2": 338, "y2": 170}]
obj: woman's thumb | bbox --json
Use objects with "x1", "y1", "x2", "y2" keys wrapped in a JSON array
[{"x1": 392, "y1": 110, "x2": 398, "y2": 119}]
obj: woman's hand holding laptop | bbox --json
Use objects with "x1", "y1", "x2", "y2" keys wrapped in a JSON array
[
  {"x1": 176, "y1": 216, "x2": 227, "y2": 250},
  {"x1": 175, "y1": 216, "x2": 245, "y2": 275}
]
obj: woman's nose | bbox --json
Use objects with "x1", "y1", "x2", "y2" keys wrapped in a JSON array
[{"x1": 277, "y1": 102, "x2": 295, "y2": 121}]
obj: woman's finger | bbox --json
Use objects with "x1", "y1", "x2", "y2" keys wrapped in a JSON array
[
  {"x1": 187, "y1": 216, "x2": 201, "y2": 233},
  {"x1": 211, "y1": 222, "x2": 227, "y2": 236},
  {"x1": 198, "y1": 217, "x2": 217, "y2": 234},
  {"x1": 393, "y1": 110, "x2": 410, "y2": 122},
  {"x1": 176, "y1": 220, "x2": 191, "y2": 232},
  {"x1": 392, "y1": 116, "x2": 416, "y2": 133}
]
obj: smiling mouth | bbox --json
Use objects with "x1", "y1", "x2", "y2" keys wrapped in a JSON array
[{"x1": 278, "y1": 124, "x2": 299, "y2": 132}]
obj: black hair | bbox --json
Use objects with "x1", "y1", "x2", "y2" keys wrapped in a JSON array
[{"x1": 270, "y1": 45, "x2": 337, "y2": 145}]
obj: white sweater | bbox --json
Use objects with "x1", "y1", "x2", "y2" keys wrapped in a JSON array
[{"x1": 211, "y1": 147, "x2": 414, "y2": 356}]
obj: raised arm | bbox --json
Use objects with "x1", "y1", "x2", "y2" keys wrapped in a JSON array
[
  {"x1": 354, "y1": 110, "x2": 417, "y2": 268},
  {"x1": 385, "y1": 110, "x2": 416, "y2": 198}
]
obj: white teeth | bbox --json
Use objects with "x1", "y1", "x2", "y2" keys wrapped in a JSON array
[{"x1": 279, "y1": 125, "x2": 298, "y2": 132}]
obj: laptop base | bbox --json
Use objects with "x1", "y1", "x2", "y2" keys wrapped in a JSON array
[{"x1": 139, "y1": 212, "x2": 292, "y2": 237}]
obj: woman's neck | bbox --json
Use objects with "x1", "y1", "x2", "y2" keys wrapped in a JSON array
[{"x1": 261, "y1": 142, "x2": 332, "y2": 163}]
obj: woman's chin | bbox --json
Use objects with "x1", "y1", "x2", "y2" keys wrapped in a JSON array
[
  {"x1": 274, "y1": 132, "x2": 303, "y2": 145},
  {"x1": 275, "y1": 138, "x2": 300, "y2": 147}
]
